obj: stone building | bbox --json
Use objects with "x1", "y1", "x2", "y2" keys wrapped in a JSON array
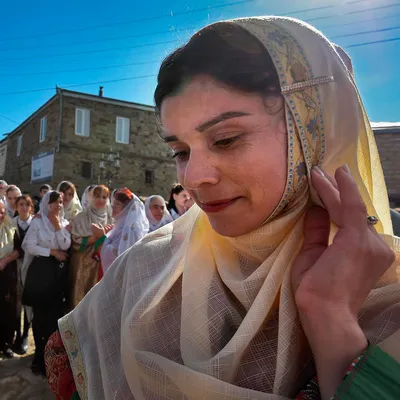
[
  {"x1": 372, "y1": 123, "x2": 400, "y2": 206},
  {"x1": 0, "y1": 88, "x2": 177, "y2": 198}
]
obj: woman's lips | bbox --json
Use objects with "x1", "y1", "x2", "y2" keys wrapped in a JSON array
[{"x1": 199, "y1": 197, "x2": 241, "y2": 213}]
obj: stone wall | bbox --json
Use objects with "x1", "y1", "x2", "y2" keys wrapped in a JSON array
[
  {"x1": 375, "y1": 132, "x2": 400, "y2": 205},
  {"x1": 2, "y1": 96, "x2": 60, "y2": 193},
  {"x1": 56, "y1": 94, "x2": 177, "y2": 198},
  {"x1": 2, "y1": 92, "x2": 177, "y2": 199}
]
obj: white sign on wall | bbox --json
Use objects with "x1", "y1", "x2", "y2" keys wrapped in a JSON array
[{"x1": 31, "y1": 150, "x2": 54, "y2": 183}]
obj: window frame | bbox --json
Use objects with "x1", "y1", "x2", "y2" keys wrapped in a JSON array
[
  {"x1": 145, "y1": 170, "x2": 154, "y2": 185},
  {"x1": 16, "y1": 135, "x2": 23, "y2": 157},
  {"x1": 115, "y1": 116, "x2": 130, "y2": 144},
  {"x1": 75, "y1": 108, "x2": 90, "y2": 137},
  {"x1": 39, "y1": 116, "x2": 47, "y2": 143}
]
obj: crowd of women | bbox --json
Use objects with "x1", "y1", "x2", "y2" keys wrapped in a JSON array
[{"x1": 0, "y1": 179, "x2": 193, "y2": 376}]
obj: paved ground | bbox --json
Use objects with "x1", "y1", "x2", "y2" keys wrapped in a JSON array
[{"x1": 0, "y1": 330, "x2": 53, "y2": 400}]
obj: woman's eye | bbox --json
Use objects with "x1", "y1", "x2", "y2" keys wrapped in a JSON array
[
  {"x1": 214, "y1": 136, "x2": 239, "y2": 148},
  {"x1": 172, "y1": 151, "x2": 189, "y2": 161}
]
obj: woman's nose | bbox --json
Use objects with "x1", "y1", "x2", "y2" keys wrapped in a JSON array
[{"x1": 182, "y1": 150, "x2": 219, "y2": 190}]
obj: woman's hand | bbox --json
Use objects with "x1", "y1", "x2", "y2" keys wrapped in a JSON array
[
  {"x1": 92, "y1": 223, "x2": 105, "y2": 238},
  {"x1": 48, "y1": 214, "x2": 61, "y2": 231},
  {"x1": 0, "y1": 259, "x2": 6, "y2": 271},
  {"x1": 50, "y1": 249, "x2": 68, "y2": 262},
  {"x1": 65, "y1": 224, "x2": 72, "y2": 233},
  {"x1": 291, "y1": 165, "x2": 395, "y2": 399},
  {"x1": 104, "y1": 224, "x2": 114, "y2": 234}
]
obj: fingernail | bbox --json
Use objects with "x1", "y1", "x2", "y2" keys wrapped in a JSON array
[
  {"x1": 312, "y1": 166, "x2": 325, "y2": 176},
  {"x1": 342, "y1": 164, "x2": 351, "y2": 174}
]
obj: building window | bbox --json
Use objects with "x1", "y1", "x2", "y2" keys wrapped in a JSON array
[
  {"x1": 17, "y1": 135, "x2": 22, "y2": 157},
  {"x1": 81, "y1": 161, "x2": 93, "y2": 179},
  {"x1": 39, "y1": 116, "x2": 47, "y2": 142},
  {"x1": 145, "y1": 170, "x2": 154, "y2": 185},
  {"x1": 116, "y1": 116, "x2": 130, "y2": 144},
  {"x1": 75, "y1": 108, "x2": 90, "y2": 137}
]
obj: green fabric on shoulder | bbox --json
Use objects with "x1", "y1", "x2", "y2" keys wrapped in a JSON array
[{"x1": 334, "y1": 345, "x2": 400, "y2": 399}]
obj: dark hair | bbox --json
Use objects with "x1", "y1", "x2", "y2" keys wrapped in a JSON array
[
  {"x1": 93, "y1": 185, "x2": 110, "y2": 198},
  {"x1": 88, "y1": 185, "x2": 96, "y2": 192},
  {"x1": 167, "y1": 183, "x2": 184, "y2": 213},
  {"x1": 58, "y1": 181, "x2": 76, "y2": 195},
  {"x1": 113, "y1": 188, "x2": 133, "y2": 205},
  {"x1": 40, "y1": 184, "x2": 52, "y2": 192},
  {"x1": 16, "y1": 195, "x2": 34, "y2": 212},
  {"x1": 49, "y1": 191, "x2": 62, "y2": 205},
  {"x1": 154, "y1": 23, "x2": 280, "y2": 117}
]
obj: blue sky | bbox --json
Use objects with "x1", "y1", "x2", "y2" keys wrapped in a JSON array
[{"x1": 0, "y1": 0, "x2": 399, "y2": 136}]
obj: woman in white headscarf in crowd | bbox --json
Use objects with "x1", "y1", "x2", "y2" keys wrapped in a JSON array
[
  {"x1": 46, "y1": 17, "x2": 400, "y2": 400},
  {"x1": 22, "y1": 190, "x2": 70, "y2": 375},
  {"x1": 57, "y1": 181, "x2": 82, "y2": 222},
  {"x1": 145, "y1": 195, "x2": 173, "y2": 232},
  {"x1": 100, "y1": 188, "x2": 149, "y2": 273},
  {"x1": 0, "y1": 201, "x2": 18, "y2": 359},
  {"x1": 69, "y1": 185, "x2": 113, "y2": 309},
  {"x1": 5, "y1": 185, "x2": 22, "y2": 219},
  {"x1": 81, "y1": 185, "x2": 96, "y2": 210}
]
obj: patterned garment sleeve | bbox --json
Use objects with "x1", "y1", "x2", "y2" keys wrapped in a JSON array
[{"x1": 45, "y1": 331, "x2": 79, "y2": 400}]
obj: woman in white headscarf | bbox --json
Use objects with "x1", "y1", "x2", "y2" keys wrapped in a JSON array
[
  {"x1": 5, "y1": 185, "x2": 21, "y2": 219},
  {"x1": 81, "y1": 185, "x2": 96, "y2": 210},
  {"x1": 46, "y1": 17, "x2": 400, "y2": 400},
  {"x1": 0, "y1": 202, "x2": 18, "y2": 359},
  {"x1": 22, "y1": 190, "x2": 70, "y2": 375},
  {"x1": 100, "y1": 188, "x2": 149, "y2": 273},
  {"x1": 69, "y1": 185, "x2": 113, "y2": 310},
  {"x1": 57, "y1": 181, "x2": 82, "y2": 222},
  {"x1": 145, "y1": 195, "x2": 173, "y2": 232}
]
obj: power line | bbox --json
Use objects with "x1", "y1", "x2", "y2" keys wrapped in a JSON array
[
  {"x1": 0, "y1": 74, "x2": 157, "y2": 96},
  {"x1": 320, "y1": 12, "x2": 400, "y2": 30},
  {"x1": 346, "y1": 36, "x2": 400, "y2": 48},
  {"x1": 0, "y1": 60, "x2": 160, "y2": 78},
  {"x1": 306, "y1": 2, "x2": 400, "y2": 23},
  {"x1": 331, "y1": 25, "x2": 400, "y2": 39},
  {"x1": 0, "y1": 0, "x2": 371, "y2": 44},
  {"x1": 1, "y1": 33, "x2": 399, "y2": 97},
  {"x1": 0, "y1": 19, "x2": 400, "y2": 68},
  {"x1": 1, "y1": 22, "x2": 399, "y2": 73},
  {"x1": 0, "y1": 39, "x2": 178, "y2": 62},
  {"x1": 0, "y1": 114, "x2": 19, "y2": 123},
  {"x1": 0, "y1": 0, "x2": 257, "y2": 42}
]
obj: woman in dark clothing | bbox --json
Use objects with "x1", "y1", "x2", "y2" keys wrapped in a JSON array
[
  {"x1": 12, "y1": 195, "x2": 34, "y2": 355},
  {"x1": 0, "y1": 202, "x2": 19, "y2": 358}
]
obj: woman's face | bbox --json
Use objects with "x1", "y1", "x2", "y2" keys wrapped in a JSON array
[
  {"x1": 6, "y1": 189, "x2": 20, "y2": 209},
  {"x1": 150, "y1": 197, "x2": 165, "y2": 221},
  {"x1": 16, "y1": 200, "x2": 32, "y2": 220},
  {"x1": 173, "y1": 190, "x2": 190, "y2": 208},
  {"x1": 63, "y1": 188, "x2": 74, "y2": 205},
  {"x1": 112, "y1": 197, "x2": 126, "y2": 217},
  {"x1": 161, "y1": 76, "x2": 287, "y2": 237},
  {"x1": 0, "y1": 204, "x2": 5, "y2": 223},
  {"x1": 48, "y1": 197, "x2": 63, "y2": 216},
  {"x1": 93, "y1": 191, "x2": 108, "y2": 209}
]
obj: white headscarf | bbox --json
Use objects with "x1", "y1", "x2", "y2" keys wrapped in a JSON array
[
  {"x1": 145, "y1": 195, "x2": 173, "y2": 232},
  {"x1": 71, "y1": 186, "x2": 113, "y2": 238},
  {"x1": 57, "y1": 181, "x2": 82, "y2": 222},
  {"x1": 5, "y1": 185, "x2": 21, "y2": 219},
  {"x1": 106, "y1": 195, "x2": 148, "y2": 253},
  {"x1": 81, "y1": 186, "x2": 95, "y2": 210},
  {"x1": 39, "y1": 191, "x2": 69, "y2": 237}
]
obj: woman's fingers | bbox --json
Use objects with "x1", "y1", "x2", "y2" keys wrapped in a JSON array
[
  {"x1": 311, "y1": 167, "x2": 342, "y2": 226},
  {"x1": 335, "y1": 165, "x2": 368, "y2": 230}
]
